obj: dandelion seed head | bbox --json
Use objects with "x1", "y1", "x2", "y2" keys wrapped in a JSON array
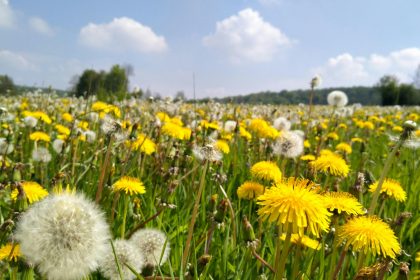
[
  {"x1": 273, "y1": 117, "x2": 291, "y2": 131},
  {"x1": 272, "y1": 131, "x2": 304, "y2": 158},
  {"x1": 327, "y1": 91, "x2": 348, "y2": 107},
  {"x1": 130, "y1": 228, "x2": 170, "y2": 267},
  {"x1": 52, "y1": 139, "x2": 65, "y2": 153},
  {"x1": 100, "y1": 239, "x2": 145, "y2": 280},
  {"x1": 32, "y1": 147, "x2": 52, "y2": 163},
  {"x1": 15, "y1": 193, "x2": 110, "y2": 280}
]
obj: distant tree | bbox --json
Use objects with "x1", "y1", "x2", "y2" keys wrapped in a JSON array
[
  {"x1": 399, "y1": 83, "x2": 419, "y2": 105},
  {"x1": 74, "y1": 69, "x2": 105, "y2": 98},
  {"x1": 104, "y1": 65, "x2": 128, "y2": 94},
  {"x1": 174, "y1": 91, "x2": 186, "y2": 102},
  {"x1": 376, "y1": 75, "x2": 400, "y2": 105},
  {"x1": 0, "y1": 75, "x2": 15, "y2": 95}
]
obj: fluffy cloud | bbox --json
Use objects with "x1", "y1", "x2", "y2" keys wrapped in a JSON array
[
  {"x1": 0, "y1": 0, "x2": 15, "y2": 28},
  {"x1": 79, "y1": 17, "x2": 167, "y2": 53},
  {"x1": 0, "y1": 50, "x2": 35, "y2": 70},
  {"x1": 203, "y1": 8, "x2": 292, "y2": 63},
  {"x1": 315, "y1": 48, "x2": 420, "y2": 86},
  {"x1": 29, "y1": 17, "x2": 54, "y2": 36}
]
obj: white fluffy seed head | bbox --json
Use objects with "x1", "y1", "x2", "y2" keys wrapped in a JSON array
[
  {"x1": 129, "y1": 228, "x2": 170, "y2": 267},
  {"x1": 0, "y1": 138, "x2": 13, "y2": 154},
  {"x1": 223, "y1": 120, "x2": 237, "y2": 133},
  {"x1": 100, "y1": 239, "x2": 145, "y2": 280},
  {"x1": 52, "y1": 139, "x2": 65, "y2": 153},
  {"x1": 23, "y1": 116, "x2": 38, "y2": 128},
  {"x1": 83, "y1": 130, "x2": 97, "y2": 143},
  {"x1": 32, "y1": 147, "x2": 52, "y2": 163},
  {"x1": 327, "y1": 90, "x2": 348, "y2": 107},
  {"x1": 273, "y1": 117, "x2": 291, "y2": 131},
  {"x1": 15, "y1": 193, "x2": 111, "y2": 280},
  {"x1": 272, "y1": 131, "x2": 304, "y2": 158}
]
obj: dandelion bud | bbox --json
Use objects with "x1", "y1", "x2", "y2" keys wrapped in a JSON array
[
  {"x1": 392, "y1": 211, "x2": 412, "y2": 227},
  {"x1": 242, "y1": 216, "x2": 256, "y2": 243},
  {"x1": 398, "y1": 262, "x2": 409, "y2": 279},
  {"x1": 310, "y1": 75, "x2": 321, "y2": 89},
  {"x1": 214, "y1": 199, "x2": 228, "y2": 224},
  {"x1": 197, "y1": 254, "x2": 212, "y2": 275}
]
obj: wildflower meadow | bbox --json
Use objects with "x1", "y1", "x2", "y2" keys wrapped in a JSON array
[{"x1": 0, "y1": 88, "x2": 419, "y2": 280}]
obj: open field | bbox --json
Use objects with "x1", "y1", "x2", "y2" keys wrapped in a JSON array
[{"x1": 0, "y1": 92, "x2": 419, "y2": 279}]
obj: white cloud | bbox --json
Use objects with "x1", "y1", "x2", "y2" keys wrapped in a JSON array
[
  {"x1": 29, "y1": 17, "x2": 54, "y2": 36},
  {"x1": 315, "y1": 48, "x2": 420, "y2": 86},
  {"x1": 0, "y1": 0, "x2": 15, "y2": 29},
  {"x1": 0, "y1": 49, "x2": 35, "y2": 70},
  {"x1": 203, "y1": 8, "x2": 292, "y2": 63},
  {"x1": 79, "y1": 17, "x2": 167, "y2": 53}
]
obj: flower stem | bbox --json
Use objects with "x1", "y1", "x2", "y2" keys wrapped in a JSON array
[
  {"x1": 275, "y1": 224, "x2": 292, "y2": 280},
  {"x1": 332, "y1": 247, "x2": 347, "y2": 280},
  {"x1": 182, "y1": 161, "x2": 209, "y2": 271},
  {"x1": 120, "y1": 195, "x2": 129, "y2": 239}
]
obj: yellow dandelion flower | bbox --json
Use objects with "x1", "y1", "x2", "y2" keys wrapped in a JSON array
[
  {"x1": 248, "y1": 119, "x2": 279, "y2": 139},
  {"x1": 368, "y1": 178, "x2": 406, "y2": 202},
  {"x1": 336, "y1": 216, "x2": 401, "y2": 259},
  {"x1": 280, "y1": 234, "x2": 320, "y2": 250},
  {"x1": 392, "y1": 126, "x2": 403, "y2": 133},
  {"x1": 11, "y1": 181, "x2": 49, "y2": 204},
  {"x1": 408, "y1": 113, "x2": 419, "y2": 121},
  {"x1": 239, "y1": 126, "x2": 252, "y2": 140},
  {"x1": 258, "y1": 177, "x2": 331, "y2": 237},
  {"x1": 23, "y1": 111, "x2": 52, "y2": 124},
  {"x1": 113, "y1": 176, "x2": 146, "y2": 196},
  {"x1": 338, "y1": 123, "x2": 348, "y2": 130},
  {"x1": 131, "y1": 134, "x2": 156, "y2": 155},
  {"x1": 327, "y1": 132, "x2": 339, "y2": 141},
  {"x1": 336, "y1": 142, "x2": 352, "y2": 154},
  {"x1": 156, "y1": 112, "x2": 171, "y2": 122},
  {"x1": 415, "y1": 130, "x2": 420, "y2": 137},
  {"x1": 215, "y1": 140, "x2": 230, "y2": 154},
  {"x1": 237, "y1": 181, "x2": 265, "y2": 200},
  {"x1": 162, "y1": 122, "x2": 188, "y2": 140},
  {"x1": 170, "y1": 117, "x2": 184, "y2": 126},
  {"x1": 200, "y1": 120, "x2": 220, "y2": 130},
  {"x1": 0, "y1": 243, "x2": 20, "y2": 262},
  {"x1": 351, "y1": 137, "x2": 364, "y2": 143},
  {"x1": 29, "y1": 131, "x2": 51, "y2": 142},
  {"x1": 304, "y1": 140, "x2": 311, "y2": 148},
  {"x1": 310, "y1": 153, "x2": 350, "y2": 177},
  {"x1": 78, "y1": 121, "x2": 89, "y2": 130},
  {"x1": 62, "y1": 113, "x2": 73, "y2": 122},
  {"x1": 300, "y1": 154, "x2": 315, "y2": 161},
  {"x1": 55, "y1": 124, "x2": 71, "y2": 136},
  {"x1": 251, "y1": 161, "x2": 282, "y2": 182},
  {"x1": 323, "y1": 192, "x2": 365, "y2": 215}
]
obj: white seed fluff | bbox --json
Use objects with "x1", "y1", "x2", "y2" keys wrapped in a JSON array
[
  {"x1": 273, "y1": 117, "x2": 291, "y2": 131},
  {"x1": 130, "y1": 228, "x2": 170, "y2": 267},
  {"x1": 327, "y1": 90, "x2": 348, "y2": 107},
  {"x1": 100, "y1": 239, "x2": 145, "y2": 280},
  {"x1": 272, "y1": 131, "x2": 304, "y2": 158},
  {"x1": 32, "y1": 147, "x2": 52, "y2": 163},
  {"x1": 15, "y1": 193, "x2": 110, "y2": 280}
]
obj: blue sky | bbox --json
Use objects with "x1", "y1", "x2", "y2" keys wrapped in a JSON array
[{"x1": 1, "y1": 0, "x2": 420, "y2": 98}]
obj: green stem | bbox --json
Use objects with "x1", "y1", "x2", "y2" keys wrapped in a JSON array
[
  {"x1": 275, "y1": 224, "x2": 292, "y2": 280},
  {"x1": 291, "y1": 244, "x2": 302, "y2": 280},
  {"x1": 120, "y1": 195, "x2": 129, "y2": 239}
]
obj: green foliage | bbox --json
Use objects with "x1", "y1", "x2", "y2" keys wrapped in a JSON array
[
  {"x1": 73, "y1": 65, "x2": 129, "y2": 100},
  {"x1": 376, "y1": 75, "x2": 420, "y2": 105},
  {"x1": 206, "y1": 86, "x2": 383, "y2": 105},
  {"x1": 0, "y1": 75, "x2": 15, "y2": 95}
]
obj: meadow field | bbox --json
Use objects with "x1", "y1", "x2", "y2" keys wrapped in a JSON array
[{"x1": 0, "y1": 91, "x2": 419, "y2": 280}]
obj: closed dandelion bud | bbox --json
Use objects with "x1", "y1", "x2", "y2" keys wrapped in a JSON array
[
  {"x1": 214, "y1": 199, "x2": 228, "y2": 224},
  {"x1": 242, "y1": 216, "x2": 256, "y2": 243},
  {"x1": 209, "y1": 194, "x2": 218, "y2": 214},
  {"x1": 197, "y1": 254, "x2": 212, "y2": 275},
  {"x1": 398, "y1": 262, "x2": 409, "y2": 279}
]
